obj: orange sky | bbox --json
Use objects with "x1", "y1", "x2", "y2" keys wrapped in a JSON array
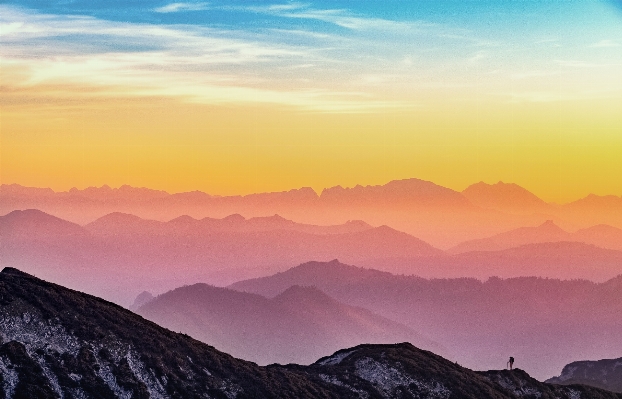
[
  {"x1": 3, "y1": 91, "x2": 621, "y2": 203},
  {"x1": 1, "y1": 1, "x2": 622, "y2": 203}
]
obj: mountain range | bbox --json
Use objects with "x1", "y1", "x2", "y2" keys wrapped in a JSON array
[
  {"x1": 0, "y1": 209, "x2": 440, "y2": 304},
  {"x1": 230, "y1": 260, "x2": 622, "y2": 380},
  {"x1": 3, "y1": 209, "x2": 622, "y2": 305},
  {"x1": 0, "y1": 210, "x2": 622, "y2": 304},
  {"x1": 2, "y1": 267, "x2": 621, "y2": 399},
  {"x1": 363, "y1": 241, "x2": 622, "y2": 282},
  {"x1": 449, "y1": 220, "x2": 622, "y2": 254},
  {"x1": 136, "y1": 283, "x2": 444, "y2": 365},
  {"x1": 3, "y1": 178, "x2": 622, "y2": 248},
  {"x1": 547, "y1": 356, "x2": 622, "y2": 393}
]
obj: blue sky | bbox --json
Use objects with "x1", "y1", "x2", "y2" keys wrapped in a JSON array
[{"x1": 1, "y1": 0, "x2": 621, "y2": 111}]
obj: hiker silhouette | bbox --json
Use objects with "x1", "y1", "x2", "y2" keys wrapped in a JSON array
[{"x1": 507, "y1": 357, "x2": 515, "y2": 370}]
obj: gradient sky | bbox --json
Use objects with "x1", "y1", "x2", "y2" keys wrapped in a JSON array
[{"x1": 1, "y1": 0, "x2": 621, "y2": 202}]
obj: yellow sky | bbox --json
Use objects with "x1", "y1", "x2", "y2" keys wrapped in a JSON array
[
  {"x1": 1, "y1": 2, "x2": 622, "y2": 203},
  {"x1": 2, "y1": 85, "x2": 621, "y2": 203}
]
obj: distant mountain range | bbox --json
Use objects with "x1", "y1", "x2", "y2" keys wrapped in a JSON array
[
  {"x1": 449, "y1": 219, "x2": 622, "y2": 254},
  {"x1": 548, "y1": 356, "x2": 622, "y2": 393},
  {"x1": 136, "y1": 283, "x2": 444, "y2": 365},
  {"x1": 2, "y1": 267, "x2": 621, "y2": 399},
  {"x1": 3, "y1": 178, "x2": 622, "y2": 247},
  {"x1": 3, "y1": 209, "x2": 622, "y2": 304},
  {"x1": 85, "y1": 211, "x2": 374, "y2": 236},
  {"x1": 0, "y1": 209, "x2": 441, "y2": 304},
  {"x1": 362, "y1": 241, "x2": 622, "y2": 282},
  {"x1": 230, "y1": 260, "x2": 622, "y2": 380}
]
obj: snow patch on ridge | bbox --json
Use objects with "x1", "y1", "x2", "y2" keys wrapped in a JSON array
[
  {"x1": 318, "y1": 349, "x2": 357, "y2": 366},
  {"x1": 493, "y1": 376, "x2": 542, "y2": 398},
  {"x1": 32, "y1": 351, "x2": 64, "y2": 398},
  {"x1": 557, "y1": 365, "x2": 579, "y2": 382},
  {"x1": 0, "y1": 356, "x2": 18, "y2": 399},
  {"x1": 125, "y1": 351, "x2": 169, "y2": 399},
  {"x1": 94, "y1": 356, "x2": 133, "y2": 399},
  {"x1": 354, "y1": 356, "x2": 450, "y2": 399},
  {"x1": 319, "y1": 373, "x2": 370, "y2": 399},
  {"x1": 0, "y1": 311, "x2": 81, "y2": 355},
  {"x1": 0, "y1": 309, "x2": 172, "y2": 398}
]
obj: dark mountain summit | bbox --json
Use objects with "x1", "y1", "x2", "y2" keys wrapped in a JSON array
[
  {"x1": 0, "y1": 267, "x2": 350, "y2": 398},
  {"x1": 1, "y1": 267, "x2": 621, "y2": 398},
  {"x1": 310, "y1": 346, "x2": 622, "y2": 399}
]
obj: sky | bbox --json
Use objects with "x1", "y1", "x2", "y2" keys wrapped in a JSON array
[{"x1": 1, "y1": 0, "x2": 622, "y2": 203}]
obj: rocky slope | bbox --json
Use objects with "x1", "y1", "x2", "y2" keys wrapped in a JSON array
[
  {"x1": 0, "y1": 267, "x2": 351, "y2": 398},
  {"x1": 1, "y1": 267, "x2": 621, "y2": 398}
]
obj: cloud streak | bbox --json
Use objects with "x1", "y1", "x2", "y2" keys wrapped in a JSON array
[
  {"x1": 588, "y1": 39, "x2": 620, "y2": 48},
  {"x1": 2, "y1": 1, "x2": 621, "y2": 112},
  {"x1": 154, "y1": 2, "x2": 209, "y2": 13},
  {"x1": 0, "y1": 5, "x2": 415, "y2": 112}
]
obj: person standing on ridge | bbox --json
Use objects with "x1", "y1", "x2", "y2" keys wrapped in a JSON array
[{"x1": 507, "y1": 357, "x2": 515, "y2": 370}]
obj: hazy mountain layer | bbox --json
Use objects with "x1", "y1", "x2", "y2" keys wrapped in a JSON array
[
  {"x1": 230, "y1": 260, "x2": 622, "y2": 380},
  {"x1": 4, "y1": 209, "x2": 622, "y2": 307},
  {"x1": 0, "y1": 209, "x2": 439, "y2": 304},
  {"x1": 2, "y1": 267, "x2": 620, "y2": 399},
  {"x1": 136, "y1": 284, "x2": 444, "y2": 365},
  {"x1": 450, "y1": 220, "x2": 622, "y2": 254},
  {"x1": 362, "y1": 241, "x2": 622, "y2": 282},
  {"x1": 4, "y1": 178, "x2": 622, "y2": 248}
]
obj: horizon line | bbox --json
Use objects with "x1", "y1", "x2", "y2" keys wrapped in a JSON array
[{"x1": 2, "y1": 178, "x2": 622, "y2": 206}]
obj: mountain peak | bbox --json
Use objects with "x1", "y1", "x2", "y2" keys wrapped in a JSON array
[
  {"x1": 93, "y1": 211, "x2": 145, "y2": 222},
  {"x1": 223, "y1": 213, "x2": 245, "y2": 222},
  {"x1": 168, "y1": 214, "x2": 197, "y2": 224},
  {"x1": 537, "y1": 219, "x2": 566, "y2": 232},
  {"x1": 462, "y1": 181, "x2": 547, "y2": 213},
  {"x1": 0, "y1": 267, "x2": 31, "y2": 277},
  {"x1": 319, "y1": 178, "x2": 469, "y2": 207},
  {"x1": 4, "y1": 208, "x2": 50, "y2": 218},
  {"x1": 1, "y1": 209, "x2": 86, "y2": 237},
  {"x1": 129, "y1": 290, "x2": 155, "y2": 311},
  {"x1": 274, "y1": 285, "x2": 334, "y2": 303}
]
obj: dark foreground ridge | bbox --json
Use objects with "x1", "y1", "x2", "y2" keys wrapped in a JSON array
[{"x1": 1, "y1": 267, "x2": 620, "y2": 399}]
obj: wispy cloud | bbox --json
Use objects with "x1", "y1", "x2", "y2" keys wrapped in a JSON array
[
  {"x1": 219, "y1": 3, "x2": 441, "y2": 33},
  {"x1": 154, "y1": 2, "x2": 209, "y2": 13},
  {"x1": 0, "y1": 5, "x2": 413, "y2": 113},
  {"x1": 555, "y1": 59, "x2": 622, "y2": 68},
  {"x1": 588, "y1": 39, "x2": 620, "y2": 48},
  {"x1": 3, "y1": 2, "x2": 620, "y2": 112}
]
